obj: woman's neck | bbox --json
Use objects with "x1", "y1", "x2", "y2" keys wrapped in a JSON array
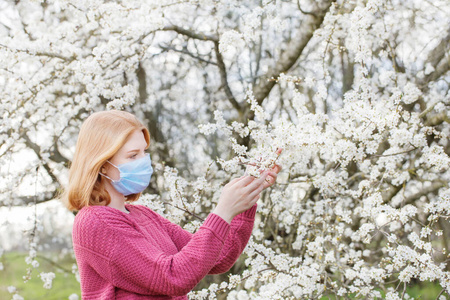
[{"x1": 105, "y1": 183, "x2": 129, "y2": 214}]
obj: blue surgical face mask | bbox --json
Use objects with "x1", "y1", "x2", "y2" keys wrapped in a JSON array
[{"x1": 99, "y1": 153, "x2": 153, "y2": 196}]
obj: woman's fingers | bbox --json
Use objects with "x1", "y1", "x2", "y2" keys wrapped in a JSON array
[
  {"x1": 229, "y1": 174, "x2": 254, "y2": 185},
  {"x1": 241, "y1": 175, "x2": 256, "y2": 185},
  {"x1": 231, "y1": 163, "x2": 281, "y2": 189},
  {"x1": 271, "y1": 163, "x2": 282, "y2": 174},
  {"x1": 264, "y1": 171, "x2": 278, "y2": 181},
  {"x1": 249, "y1": 193, "x2": 261, "y2": 206},
  {"x1": 248, "y1": 182, "x2": 264, "y2": 200},
  {"x1": 268, "y1": 170, "x2": 278, "y2": 177},
  {"x1": 244, "y1": 171, "x2": 268, "y2": 193},
  {"x1": 266, "y1": 171, "x2": 278, "y2": 183},
  {"x1": 227, "y1": 177, "x2": 241, "y2": 186},
  {"x1": 262, "y1": 171, "x2": 278, "y2": 189}
]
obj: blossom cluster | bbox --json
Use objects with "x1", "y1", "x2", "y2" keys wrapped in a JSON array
[{"x1": 1, "y1": 0, "x2": 449, "y2": 299}]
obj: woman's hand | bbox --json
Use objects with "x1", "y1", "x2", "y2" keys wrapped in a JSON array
[
  {"x1": 246, "y1": 148, "x2": 283, "y2": 190},
  {"x1": 213, "y1": 148, "x2": 283, "y2": 223},
  {"x1": 262, "y1": 162, "x2": 282, "y2": 190},
  {"x1": 213, "y1": 170, "x2": 276, "y2": 223}
]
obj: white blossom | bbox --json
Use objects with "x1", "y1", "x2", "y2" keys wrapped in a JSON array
[
  {"x1": 2, "y1": 0, "x2": 450, "y2": 298},
  {"x1": 68, "y1": 294, "x2": 79, "y2": 300},
  {"x1": 40, "y1": 272, "x2": 56, "y2": 289}
]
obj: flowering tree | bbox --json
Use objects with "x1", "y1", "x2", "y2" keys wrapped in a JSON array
[{"x1": 1, "y1": 0, "x2": 449, "y2": 299}]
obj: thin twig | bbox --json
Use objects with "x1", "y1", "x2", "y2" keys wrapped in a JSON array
[
  {"x1": 370, "y1": 148, "x2": 416, "y2": 158},
  {"x1": 162, "y1": 200, "x2": 204, "y2": 221}
]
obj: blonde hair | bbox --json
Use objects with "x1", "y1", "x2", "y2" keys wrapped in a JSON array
[{"x1": 62, "y1": 110, "x2": 150, "y2": 211}]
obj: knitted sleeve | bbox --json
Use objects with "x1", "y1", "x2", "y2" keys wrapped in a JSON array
[
  {"x1": 140, "y1": 208, "x2": 193, "y2": 252},
  {"x1": 95, "y1": 211, "x2": 230, "y2": 296},
  {"x1": 151, "y1": 204, "x2": 257, "y2": 274},
  {"x1": 208, "y1": 204, "x2": 257, "y2": 274}
]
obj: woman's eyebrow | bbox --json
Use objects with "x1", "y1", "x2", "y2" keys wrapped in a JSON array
[
  {"x1": 126, "y1": 149, "x2": 140, "y2": 153},
  {"x1": 127, "y1": 147, "x2": 148, "y2": 153}
]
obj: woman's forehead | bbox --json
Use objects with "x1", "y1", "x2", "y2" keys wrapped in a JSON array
[{"x1": 121, "y1": 131, "x2": 147, "y2": 152}]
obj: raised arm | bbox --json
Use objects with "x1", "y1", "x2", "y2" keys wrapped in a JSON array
[
  {"x1": 151, "y1": 204, "x2": 257, "y2": 274},
  {"x1": 145, "y1": 171, "x2": 271, "y2": 251},
  {"x1": 149, "y1": 165, "x2": 279, "y2": 275},
  {"x1": 209, "y1": 155, "x2": 282, "y2": 273},
  {"x1": 208, "y1": 204, "x2": 257, "y2": 274}
]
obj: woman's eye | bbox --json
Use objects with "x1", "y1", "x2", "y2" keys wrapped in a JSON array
[{"x1": 130, "y1": 153, "x2": 137, "y2": 159}]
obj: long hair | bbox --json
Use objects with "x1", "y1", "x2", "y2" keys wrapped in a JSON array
[{"x1": 62, "y1": 110, "x2": 150, "y2": 212}]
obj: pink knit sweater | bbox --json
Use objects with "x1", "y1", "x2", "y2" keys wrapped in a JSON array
[{"x1": 72, "y1": 203, "x2": 257, "y2": 299}]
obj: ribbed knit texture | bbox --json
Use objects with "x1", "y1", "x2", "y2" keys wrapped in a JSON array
[{"x1": 72, "y1": 203, "x2": 257, "y2": 299}]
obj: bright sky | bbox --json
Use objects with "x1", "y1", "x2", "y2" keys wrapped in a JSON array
[{"x1": 0, "y1": 199, "x2": 74, "y2": 251}]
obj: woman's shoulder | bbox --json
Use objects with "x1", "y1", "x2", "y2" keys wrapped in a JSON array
[
  {"x1": 74, "y1": 205, "x2": 136, "y2": 230},
  {"x1": 127, "y1": 204, "x2": 162, "y2": 220},
  {"x1": 73, "y1": 205, "x2": 143, "y2": 247},
  {"x1": 73, "y1": 206, "x2": 134, "y2": 255},
  {"x1": 127, "y1": 204, "x2": 172, "y2": 225}
]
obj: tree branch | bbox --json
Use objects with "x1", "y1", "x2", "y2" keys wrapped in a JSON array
[
  {"x1": 48, "y1": 138, "x2": 69, "y2": 166},
  {"x1": 297, "y1": 0, "x2": 318, "y2": 17},
  {"x1": 403, "y1": 181, "x2": 446, "y2": 206},
  {"x1": 246, "y1": 1, "x2": 335, "y2": 119},
  {"x1": 214, "y1": 42, "x2": 241, "y2": 111},
  {"x1": 159, "y1": 44, "x2": 217, "y2": 66},
  {"x1": 36, "y1": 255, "x2": 73, "y2": 274},
  {"x1": 425, "y1": 111, "x2": 450, "y2": 126},
  {"x1": 0, "y1": 43, "x2": 73, "y2": 61},
  {"x1": 162, "y1": 25, "x2": 219, "y2": 42},
  {"x1": 161, "y1": 25, "x2": 240, "y2": 111},
  {"x1": 135, "y1": 63, "x2": 176, "y2": 172},
  {"x1": 4, "y1": 191, "x2": 57, "y2": 206},
  {"x1": 22, "y1": 132, "x2": 61, "y2": 185},
  {"x1": 419, "y1": 28, "x2": 450, "y2": 89}
]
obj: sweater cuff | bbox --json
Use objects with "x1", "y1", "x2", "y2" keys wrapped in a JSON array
[
  {"x1": 240, "y1": 203, "x2": 258, "y2": 220},
  {"x1": 203, "y1": 213, "x2": 230, "y2": 241}
]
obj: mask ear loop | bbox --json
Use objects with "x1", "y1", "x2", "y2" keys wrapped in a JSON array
[{"x1": 99, "y1": 161, "x2": 118, "y2": 182}]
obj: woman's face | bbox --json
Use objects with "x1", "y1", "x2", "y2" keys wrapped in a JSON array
[{"x1": 102, "y1": 129, "x2": 148, "y2": 181}]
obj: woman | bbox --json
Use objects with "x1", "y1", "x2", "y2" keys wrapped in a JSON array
[{"x1": 64, "y1": 110, "x2": 281, "y2": 299}]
